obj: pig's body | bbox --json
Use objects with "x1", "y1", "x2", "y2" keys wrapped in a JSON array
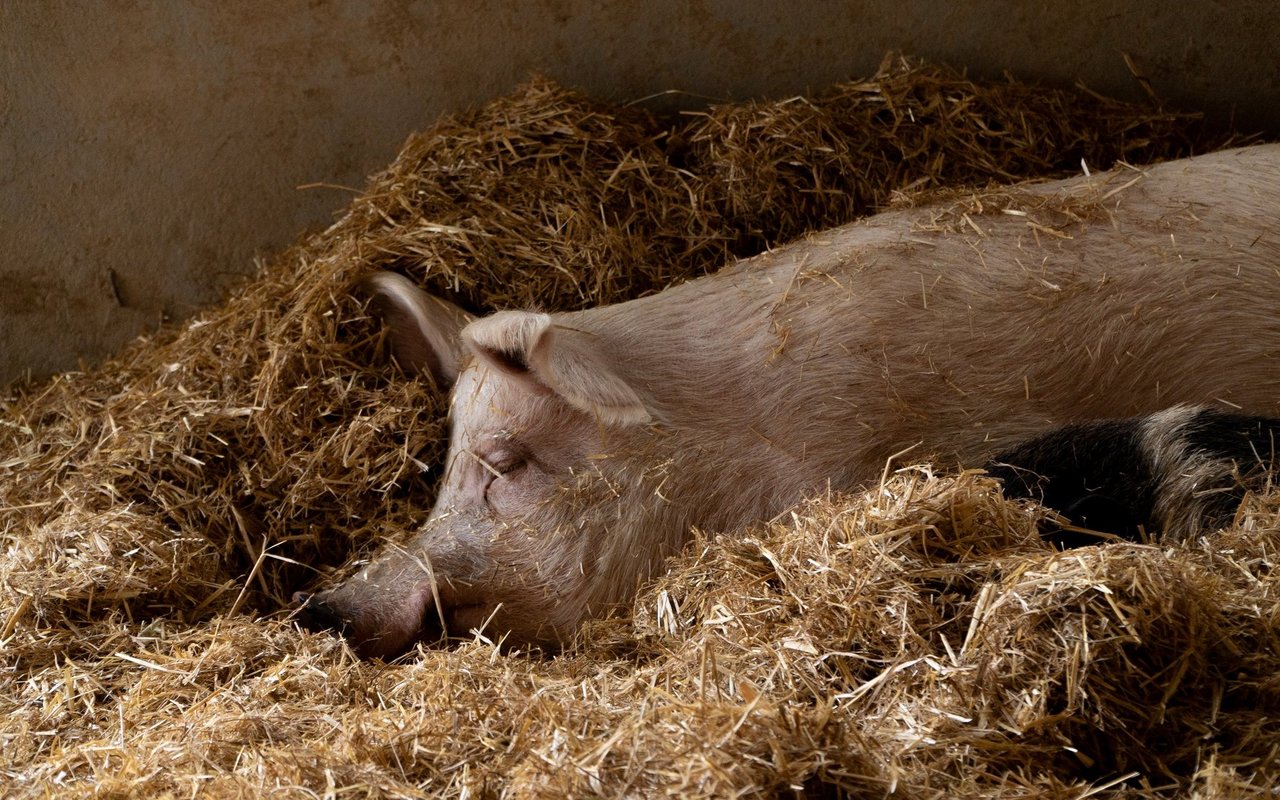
[{"x1": 299, "y1": 145, "x2": 1280, "y2": 658}]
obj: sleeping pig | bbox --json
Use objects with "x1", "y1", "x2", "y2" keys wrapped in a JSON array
[{"x1": 295, "y1": 144, "x2": 1280, "y2": 658}]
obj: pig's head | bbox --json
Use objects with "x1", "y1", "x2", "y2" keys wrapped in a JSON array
[{"x1": 295, "y1": 273, "x2": 687, "y2": 658}]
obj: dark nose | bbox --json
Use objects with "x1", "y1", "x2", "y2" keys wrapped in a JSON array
[{"x1": 292, "y1": 591, "x2": 349, "y2": 635}]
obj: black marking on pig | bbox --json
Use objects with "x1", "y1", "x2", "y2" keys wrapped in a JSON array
[
  {"x1": 988, "y1": 407, "x2": 1280, "y2": 547},
  {"x1": 1180, "y1": 408, "x2": 1280, "y2": 469},
  {"x1": 987, "y1": 419, "x2": 1156, "y2": 547},
  {"x1": 1173, "y1": 408, "x2": 1280, "y2": 527}
]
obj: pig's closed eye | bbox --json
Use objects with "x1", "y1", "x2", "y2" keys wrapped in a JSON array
[
  {"x1": 489, "y1": 453, "x2": 525, "y2": 476},
  {"x1": 466, "y1": 448, "x2": 526, "y2": 479}
]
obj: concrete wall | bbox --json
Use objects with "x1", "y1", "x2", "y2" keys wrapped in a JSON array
[{"x1": 3, "y1": 1, "x2": 1277, "y2": 384}]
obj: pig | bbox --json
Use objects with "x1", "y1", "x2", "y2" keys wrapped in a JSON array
[{"x1": 295, "y1": 144, "x2": 1280, "y2": 658}]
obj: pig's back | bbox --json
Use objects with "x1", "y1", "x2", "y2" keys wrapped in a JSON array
[
  {"x1": 579, "y1": 145, "x2": 1280, "y2": 495},
  {"x1": 837, "y1": 145, "x2": 1280, "y2": 462}
]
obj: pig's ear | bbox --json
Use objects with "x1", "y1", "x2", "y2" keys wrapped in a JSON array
[
  {"x1": 464, "y1": 312, "x2": 651, "y2": 426},
  {"x1": 360, "y1": 272, "x2": 474, "y2": 388}
]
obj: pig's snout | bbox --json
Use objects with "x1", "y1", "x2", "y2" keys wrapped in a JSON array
[
  {"x1": 292, "y1": 591, "x2": 350, "y2": 636},
  {"x1": 290, "y1": 570, "x2": 491, "y2": 659},
  {"x1": 291, "y1": 584, "x2": 440, "y2": 659}
]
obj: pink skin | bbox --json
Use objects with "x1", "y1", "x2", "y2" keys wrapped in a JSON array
[
  {"x1": 296, "y1": 145, "x2": 1280, "y2": 659},
  {"x1": 296, "y1": 366, "x2": 672, "y2": 656},
  {"x1": 296, "y1": 283, "x2": 673, "y2": 656}
]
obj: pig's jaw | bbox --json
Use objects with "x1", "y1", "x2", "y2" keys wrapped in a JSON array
[{"x1": 413, "y1": 475, "x2": 689, "y2": 652}]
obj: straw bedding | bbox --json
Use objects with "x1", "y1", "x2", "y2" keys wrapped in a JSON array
[{"x1": 1, "y1": 56, "x2": 1274, "y2": 797}]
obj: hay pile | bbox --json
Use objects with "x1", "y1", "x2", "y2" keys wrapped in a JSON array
[{"x1": 1, "y1": 56, "x2": 1271, "y2": 797}]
